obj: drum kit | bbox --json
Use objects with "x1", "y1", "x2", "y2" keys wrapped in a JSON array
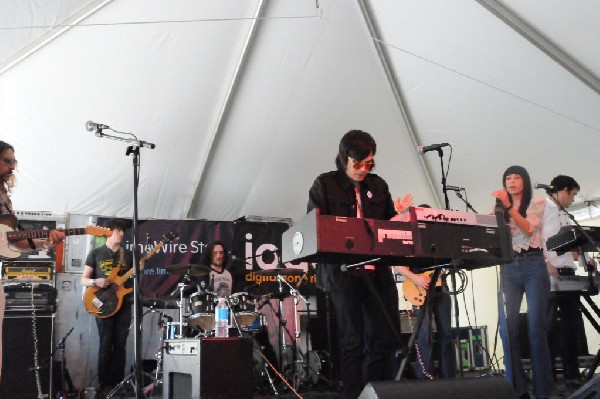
[{"x1": 134, "y1": 263, "x2": 331, "y2": 396}]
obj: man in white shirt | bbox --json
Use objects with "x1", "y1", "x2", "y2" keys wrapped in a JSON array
[{"x1": 542, "y1": 175, "x2": 587, "y2": 387}]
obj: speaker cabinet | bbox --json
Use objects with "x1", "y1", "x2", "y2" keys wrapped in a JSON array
[
  {"x1": 359, "y1": 375, "x2": 516, "y2": 399},
  {"x1": 0, "y1": 314, "x2": 54, "y2": 398},
  {"x1": 163, "y1": 337, "x2": 253, "y2": 399}
]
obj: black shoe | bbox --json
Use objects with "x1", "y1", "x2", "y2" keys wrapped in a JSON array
[{"x1": 517, "y1": 393, "x2": 531, "y2": 399}]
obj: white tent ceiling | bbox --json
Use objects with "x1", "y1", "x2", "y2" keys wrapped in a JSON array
[{"x1": 2, "y1": 0, "x2": 600, "y2": 223}]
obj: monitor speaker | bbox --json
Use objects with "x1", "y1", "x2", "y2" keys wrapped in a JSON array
[
  {"x1": 568, "y1": 373, "x2": 600, "y2": 399},
  {"x1": 359, "y1": 375, "x2": 516, "y2": 399}
]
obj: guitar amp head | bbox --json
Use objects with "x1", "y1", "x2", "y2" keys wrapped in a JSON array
[{"x1": 1, "y1": 261, "x2": 54, "y2": 285}]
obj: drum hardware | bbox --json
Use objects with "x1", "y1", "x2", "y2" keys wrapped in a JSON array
[
  {"x1": 253, "y1": 345, "x2": 279, "y2": 396},
  {"x1": 275, "y1": 273, "x2": 314, "y2": 389},
  {"x1": 304, "y1": 350, "x2": 331, "y2": 385},
  {"x1": 108, "y1": 308, "x2": 173, "y2": 398},
  {"x1": 165, "y1": 266, "x2": 201, "y2": 339}
]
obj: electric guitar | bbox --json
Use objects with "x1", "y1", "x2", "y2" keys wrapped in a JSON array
[
  {"x1": 402, "y1": 270, "x2": 443, "y2": 306},
  {"x1": 0, "y1": 213, "x2": 112, "y2": 259},
  {"x1": 83, "y1": 231, "x2": 178, "y2": 318}
]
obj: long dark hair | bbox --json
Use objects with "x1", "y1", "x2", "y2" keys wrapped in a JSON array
[
  {"x1": 200, "y1": 240, "x2": 229, "y2": 267},
  {"x1": 335, "y1": 130, "x2": 376, "y2": 171},
  {"x1": 502, "y1": 165, "x2": 532, "y2": 217},
  {"x1": 0, "y1": 140, "x2": 16, "y2": 192}
]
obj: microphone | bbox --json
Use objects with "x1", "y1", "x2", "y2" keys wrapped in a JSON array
[
  {"x1": 417, "y1": 143, "x2": 450, "y2": 154},
  {"x1": 85, "y1": 120, "x2": 110, "y2": 133},
  {"x1": 446, "y1": 185, "x2": 465, "y2": 191},
  {"x1": 534, "y1": 183, "x2": 557, "y2": 192}
]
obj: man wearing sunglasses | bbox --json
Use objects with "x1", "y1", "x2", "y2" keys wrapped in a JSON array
[{"x1": 307, "y1": 130, "x2": 405, "y2": 398}]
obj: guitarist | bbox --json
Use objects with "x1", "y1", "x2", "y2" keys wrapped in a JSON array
[
  {"x1": 0, "y1": 140, "x2": 65, "y2": 382},
  {"x1": 81, "y1": 218, "x2": 133, "y2": 396},
  {"x1": 394, "y1": 204, "x2": 455, "y2": 380}
]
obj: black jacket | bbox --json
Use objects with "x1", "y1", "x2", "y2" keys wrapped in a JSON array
[{"x1": 307, "y1": 170, "x2": 397, "y2": 292}]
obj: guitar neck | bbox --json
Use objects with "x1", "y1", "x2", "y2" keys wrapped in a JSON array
[
  {"x1": 113, "y1": 241, "x2": 166, "y2": 285},
  {"x1": 7, "y1": 227, "x2": 88, "y2": 242}
]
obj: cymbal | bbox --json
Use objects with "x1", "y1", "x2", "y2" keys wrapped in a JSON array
[
  {"x1": 253, "y1": 268, "x2": 306, "y2": 276},
  {"x1": 141, "y1": 297, "x2": 179, "y2": 309},
  {"x1": 166, "y1": 263, "x2": 211, "y2": 276}
]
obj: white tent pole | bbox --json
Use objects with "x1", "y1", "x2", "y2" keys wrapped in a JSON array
[
  {"x1": 0, "y1": 0, "x2": 114, "y2": 76},
  {"x1": 357, "y1": 0, "x2": 442, "y2": 208},
  {"x1": 186, "y1": 0, "x2": 267, "y2": 217},
  {"x1": 477, "y1": 0, "x2": 600, "y2": 96}
]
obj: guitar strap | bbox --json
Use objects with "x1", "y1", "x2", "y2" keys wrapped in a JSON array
[{"x1": 118, "y1": 247, "x2": 125, "y2": 271}]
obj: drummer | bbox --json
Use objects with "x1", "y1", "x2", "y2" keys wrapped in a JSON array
[{"x1": 194, "y1": 240, "x2": 232, "y2": 297}]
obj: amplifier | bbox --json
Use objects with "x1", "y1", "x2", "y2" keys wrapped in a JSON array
[
  {"x1": 1, "y1": 261, "x2": 54, "y2": 284},
  {"x1": 163, "y1": 338, "x2": 253, "y2": 399},
  {"x1": 3, "y1": 283, "x2": 57, "y2": 313}
]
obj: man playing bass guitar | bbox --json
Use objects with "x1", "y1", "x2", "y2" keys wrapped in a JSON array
[{"x1": 81, "y1": 218, "x2": 133, "y2": 396}]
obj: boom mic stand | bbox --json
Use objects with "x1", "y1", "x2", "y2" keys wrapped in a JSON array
[
  {"x1": 85, "y1": 122, "x2": 156, "y2": 399},
  {"x1": 52, "y1": 327, "x2": 74, "y2": 398},
  {"x1": 422, "y1": 146, "x2": 468, "y2": 377}
]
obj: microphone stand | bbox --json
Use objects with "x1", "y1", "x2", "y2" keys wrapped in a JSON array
[
  {"x1": 453, "y1": 191, "x2": 477, "y2": 213},
  {"x1": 52, "y1": 327, "x2": 74, "y2": 398},
  {"x1": 426, "y1": 146, "x2": 465, "y2": 377},
  {"x1": 90, "y1": 126, "x2": 156, "y2": 399},
  {"x1": 436, "y1": 148, "x2": 450, "y2": 210}
]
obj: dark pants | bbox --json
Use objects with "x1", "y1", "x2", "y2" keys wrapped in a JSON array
[
  {"x1": 329, "y1": 271, "x2": 400, "y2": 399},
  {"x1": 95, "y1": 302, "x2": 132, "y2": 389},
  {"x1": 548, "y1": 268, "x2": 584, "y2": 380},
  {"x1": 414, "y1": 287, "x2": 456, "y2": 379}
]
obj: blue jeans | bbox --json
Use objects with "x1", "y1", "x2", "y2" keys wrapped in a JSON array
[
  {"x1": 414, "y1": 287, "x2": 455, "y2": 379},
  {"x1": 498, "y1": 252, "x2": 553, "y2": 398}
]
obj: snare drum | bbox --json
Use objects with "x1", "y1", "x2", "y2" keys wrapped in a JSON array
[
  {"x1": 229, "y1": 292, "x2": 258, "y2": 326},
  {"x1": 165, "y1": 321, "x2": 189, "y2": 339},
  {"x1": 188, "y1": 291, "x2": 216, "y2": 331}
]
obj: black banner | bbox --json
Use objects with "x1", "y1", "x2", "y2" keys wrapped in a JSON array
[{"x1": 92, "y1": 217, "x2": 317, "y2": 298}]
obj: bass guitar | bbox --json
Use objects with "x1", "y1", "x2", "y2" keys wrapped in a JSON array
[
  {"x1": 83, "y1": 230, "x2": 178, "y2": 318},
  {"x1": 402, "y1": 270, "x2": 443, "y2": 307},
  {"x1": 0, "y1": 213, "x2": 112, "y2": 259}
]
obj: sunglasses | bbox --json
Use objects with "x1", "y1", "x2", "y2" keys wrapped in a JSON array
[
  {"x1": 2, "y1": 158, "x2": 17, "y2": 166},
  {"x1": 349, "y1": 157, "x2": 375, "y2": 171}
]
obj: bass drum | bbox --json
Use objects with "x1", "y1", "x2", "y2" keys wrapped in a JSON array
[
  {"x1": 188, "y1": 291, "x2": 216, "y2": 331},
  {"x1": 305, "y1": 350, "x2": 329, "y2": 385}
]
